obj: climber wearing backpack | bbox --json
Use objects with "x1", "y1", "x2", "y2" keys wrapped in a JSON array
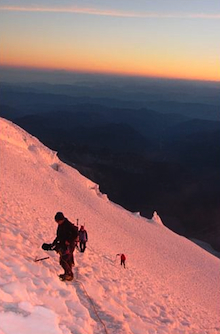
[
  {"x1": 42, "y1": 212, "x2": 78, "y2": 281},
  {"x1": 78, "y1": 225, "x2": 88, "y2": 252}
]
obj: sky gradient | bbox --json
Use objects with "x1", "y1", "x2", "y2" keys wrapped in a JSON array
[{"x1": 1, "y1": 0, "x2": 220, "y2": 81}]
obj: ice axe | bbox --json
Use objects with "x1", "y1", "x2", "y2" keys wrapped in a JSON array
[{"x1": 34, "y1": 256, "x2": 50, "y2": 262}]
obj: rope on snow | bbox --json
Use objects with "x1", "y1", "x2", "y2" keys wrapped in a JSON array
[
  {"x1": 75, "y1": 279, "x2": 109, "y2": 334},
  {"x1": 74, "y1": 267, "x2": 109, "y2": 334}
]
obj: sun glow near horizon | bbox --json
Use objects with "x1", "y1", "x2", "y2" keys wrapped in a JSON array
[
  {"x1": 2, "y1": 51, "x2": 219, "y2": 82},
  {"x1": 1, "y1": 1, "x2": 219, "y2": 82}
]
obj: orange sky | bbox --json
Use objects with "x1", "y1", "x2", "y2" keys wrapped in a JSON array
[{"x1": 1, "y1": 2, "x2": 220, "y2": 82}]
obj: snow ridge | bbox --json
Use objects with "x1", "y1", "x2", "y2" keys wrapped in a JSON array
[{"x1": 0, "y1": 117, "x2": 219, "y2": 334}]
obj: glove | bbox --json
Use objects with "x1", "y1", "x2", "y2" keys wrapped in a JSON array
[
  {"x1": 53, "y1": 243, "x2": 63, "y2": 253},
  {"x1": 42, "y1": 243, "x2": 53, "y2": 251}
]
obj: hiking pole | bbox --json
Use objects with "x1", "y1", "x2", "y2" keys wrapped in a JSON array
[{"x1": 34, "y1": 256, "x2": 50, "y2": 262}]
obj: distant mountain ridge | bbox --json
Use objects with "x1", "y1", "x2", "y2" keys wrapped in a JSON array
[
  {"x1": 1, "y1": 82, "x2": 219, "y2": 121},
  {"x1": 1, "y1": 82, "x2": 219, "y2": 251}
]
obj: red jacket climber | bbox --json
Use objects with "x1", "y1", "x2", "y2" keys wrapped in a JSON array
[{"x1": 117, "y1": 253, "x2": 126, "y2": 268}]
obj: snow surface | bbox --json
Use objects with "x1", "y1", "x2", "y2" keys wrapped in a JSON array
[{"x1": 0, "y1": 117, "x2": 219, "y2": 334}]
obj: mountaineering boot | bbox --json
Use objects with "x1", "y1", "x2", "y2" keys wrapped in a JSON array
[
  {"x1": 59, "y1": 274, "x2": 74, "y2": 281},
  {"x1": 59, "y1": 273, "x2": 66, "y2": 279}
]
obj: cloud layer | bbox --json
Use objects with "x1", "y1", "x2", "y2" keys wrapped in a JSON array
[{"x1": 1, "y1": 5, "x2": 220, "y2": 19}]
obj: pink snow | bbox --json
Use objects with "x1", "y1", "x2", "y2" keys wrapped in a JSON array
[{"x1": 0, "y1": 117, "x2": 219, "y2": 334}]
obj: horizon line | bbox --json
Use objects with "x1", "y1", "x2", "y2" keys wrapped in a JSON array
[
  {"x1": 1, "y1": 6, "x2": 220, "y2": 19},
  {"x1": 1, "y1": 65, "x2": 219, "y2": 84}
]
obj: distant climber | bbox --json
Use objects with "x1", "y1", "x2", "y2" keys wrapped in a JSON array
[
  {"x1": 42, "y1": 212, "x2": 78, "y2": 281},
  {"x1": 116, "y1": 253, "x2": 126, "y2": 268},
  {"x1": 78, "y1": 225, "x2": 88, "y2": 252}
]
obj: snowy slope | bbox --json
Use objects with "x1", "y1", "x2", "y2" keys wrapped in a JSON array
[{"x1": 0, "y1": 117, "x2": 219, "y2": 334}]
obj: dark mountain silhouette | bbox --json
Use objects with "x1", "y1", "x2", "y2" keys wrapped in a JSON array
[
  {"x1": 147, "y1": 101, "x2": 219, "y2": 121},
  {"x1": 1, "y1": 83, "x2": 220, "y2": 251},
  {"x1": 1, "y1": 82, "x2": 219, "y2": 120}
]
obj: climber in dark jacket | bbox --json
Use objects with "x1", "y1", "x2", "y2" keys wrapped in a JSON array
[
  {"x1": 42, "y1": 212, "x2": 78, "y2": 281},
  {"x1": 78, "y1": 225, "x2": 88, "y2": 252}
]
